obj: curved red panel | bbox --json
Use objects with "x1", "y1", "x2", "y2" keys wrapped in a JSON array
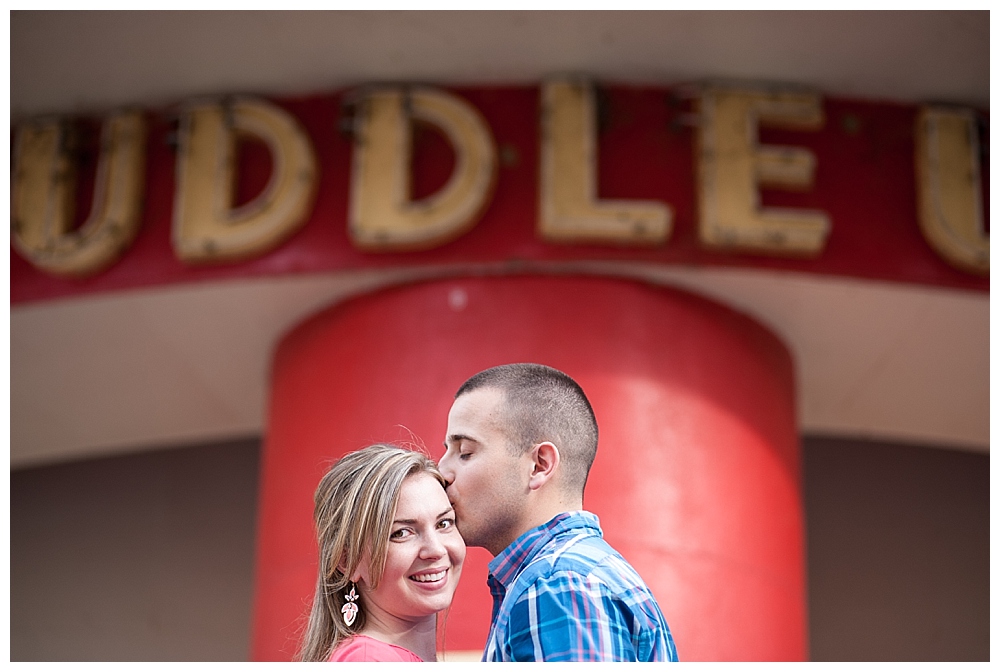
[{"x1": 251, "y1": 274, "x2": 805, "y2": 661}]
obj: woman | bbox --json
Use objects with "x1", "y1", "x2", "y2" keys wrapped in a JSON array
[{"x1": 297, "y1": 443, "x2": 466, "y2": 662}]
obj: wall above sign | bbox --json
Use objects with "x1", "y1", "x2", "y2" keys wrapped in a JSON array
[{"x1": 10, "y1": 82, "x2": 988, "y2": 304}]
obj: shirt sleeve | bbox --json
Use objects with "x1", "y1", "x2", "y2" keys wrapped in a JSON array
[{"x1": 503, "y1": 570, "x2": 645, "y2": 662}]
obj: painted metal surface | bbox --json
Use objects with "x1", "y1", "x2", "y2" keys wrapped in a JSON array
[
  {"x1": 252, "y1": 275, "x2": 805, "y2": 661},
  {"x1": 11, "y1": 86, "x2": 988, "y2": 304}
]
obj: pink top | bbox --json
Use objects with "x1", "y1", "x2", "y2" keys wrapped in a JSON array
[{"x1": 328, "y1": 634, "x2": 424, "y2": 662}]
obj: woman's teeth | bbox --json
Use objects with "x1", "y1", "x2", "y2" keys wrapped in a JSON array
[{"x1": 410, "y1": 570, "x2": 446, "y2": 582}]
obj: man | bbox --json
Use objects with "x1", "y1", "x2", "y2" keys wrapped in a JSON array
[{"x1": 439, "y1": 363, "x2": 678, "y2": 662}]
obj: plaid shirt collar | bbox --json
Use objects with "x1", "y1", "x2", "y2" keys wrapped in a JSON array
[{"x1": 487, "y1": 510, "x2": 602, "y2": 589}]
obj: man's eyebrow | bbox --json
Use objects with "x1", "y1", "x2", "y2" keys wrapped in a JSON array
[{"x1": 445, "y1": 433, "x2": 477, "y2": 446}]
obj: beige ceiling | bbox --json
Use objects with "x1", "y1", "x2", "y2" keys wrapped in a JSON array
[
  {"x1": 9, "y1": 265, "x2": 989, "y2": 468},
  {"x1": 10, "y1": 10, "x2": 989, "y2": 120}
]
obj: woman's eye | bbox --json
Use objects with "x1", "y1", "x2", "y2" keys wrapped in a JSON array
[
  {"x1": 390, "y1": 528, "x2": 413, "y2": 541},
  {"x1": 438, "y1": 518, "x2": 456, "y2": 530}
]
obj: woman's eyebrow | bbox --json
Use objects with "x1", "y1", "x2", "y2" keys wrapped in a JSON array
[{"x1": 392, "y1": 507, "x2": 454, "y2": 526}]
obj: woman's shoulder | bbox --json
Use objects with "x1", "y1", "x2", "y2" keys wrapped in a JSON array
[{"x1": 328, "y1": 634, "x2": 424, "y2": 662}]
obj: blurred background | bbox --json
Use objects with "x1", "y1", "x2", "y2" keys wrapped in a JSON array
[{"x1": 9, "y1": 10, "x2": 989, "y2": 661}]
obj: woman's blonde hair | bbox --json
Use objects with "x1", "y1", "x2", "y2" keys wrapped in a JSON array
[{"x1": 297, "y1": 443, "x2": 446, "y2": 662}]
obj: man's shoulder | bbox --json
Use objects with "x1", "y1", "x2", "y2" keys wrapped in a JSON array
[
  {"x1": 538, "y1": 532, "x2": 656, "y2": 598},
  {"x1": 545, "y1": 529, "x2": 618, "y2": 571},
  {"x1": 503, "y1": 512, "x2": 661, "y2": 609},
  {"x1": 498, "y1": 532, "x2": 677, "y2": 662}
]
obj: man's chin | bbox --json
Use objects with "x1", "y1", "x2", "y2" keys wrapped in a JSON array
[{"x1": 455, "y1": 522, "x2": 479, "y2": 547}]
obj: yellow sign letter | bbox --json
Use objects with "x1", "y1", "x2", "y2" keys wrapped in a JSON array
[
  {"x1": 915, "y1": 107, "x2": 988, "y2": 275},
  {"x1": 11, "y1": 111, "x2": 146, "y2": 277},
  {"x1": 349, "y1": 87, "x2": 497, "y2": 251},
  {"x1": 172, "y1": 97, "x2": 318, "y2": 264},
  {"x1": 697, "y1": 86, "x2": 830, "y2": 256},
  {"x1": 539, "y1": 80, "x2": 671, "y2": 245}
]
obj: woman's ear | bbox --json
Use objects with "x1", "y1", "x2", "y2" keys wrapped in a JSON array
[
  {"x1": 527, "y1": 441, "x2": 560, "y2": 491},
  {"x1": 336, "y1": 556, "x2": 364, "y2": 584},
  {"x1": 345, "y1": 561, "x2": 370, "y2": 585}
]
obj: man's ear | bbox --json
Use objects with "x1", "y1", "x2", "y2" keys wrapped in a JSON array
[{"x1": 527, "y1": 441, "x2": 560, "y2": 491}]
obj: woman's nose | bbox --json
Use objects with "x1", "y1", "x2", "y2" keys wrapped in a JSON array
[{"x1": 419, "y1": 531, "x2": 447, "y2": 558}]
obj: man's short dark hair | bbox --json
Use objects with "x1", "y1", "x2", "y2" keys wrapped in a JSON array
[{"x1": 456, "y1": 363, "x2": 599, "y2": 494}]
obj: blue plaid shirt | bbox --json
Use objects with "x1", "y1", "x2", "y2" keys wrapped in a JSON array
[{"x1": 483, "y1": 511, "x2": 678, "y2": 662}]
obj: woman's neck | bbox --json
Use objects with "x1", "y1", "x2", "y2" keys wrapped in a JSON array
[{"x1": 359, "y1": 612, "x2": 438, "y2": 662}]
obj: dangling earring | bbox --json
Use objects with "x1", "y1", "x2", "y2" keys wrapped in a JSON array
[{"x1": 342, "y1": 584, "x2": 359, "y2": 626}]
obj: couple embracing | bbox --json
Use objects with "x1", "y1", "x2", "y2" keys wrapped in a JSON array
[{"x1": 297, "y1": 363, "x2": 679, "y2": 662}]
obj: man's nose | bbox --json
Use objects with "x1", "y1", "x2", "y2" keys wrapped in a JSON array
[{"x1": 437, "y1": 452, "x2": 455, "y2": 485}]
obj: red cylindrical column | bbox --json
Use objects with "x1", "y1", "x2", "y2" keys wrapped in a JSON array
[{"x1": 251, "y1": 275, "x2": 805, "y2": 661}]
